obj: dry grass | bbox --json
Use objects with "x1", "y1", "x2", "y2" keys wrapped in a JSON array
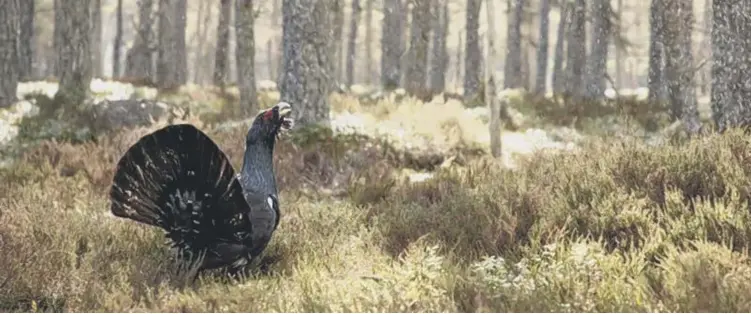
[{"x1": 2, "y1": 91, "x2": 751, "y2": 312}]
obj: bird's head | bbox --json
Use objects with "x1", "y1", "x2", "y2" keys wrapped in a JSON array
[{"x1": 247, "y1": 102, "x2": 294, "y2": 145}]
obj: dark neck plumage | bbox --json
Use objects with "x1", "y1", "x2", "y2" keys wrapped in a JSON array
[{"x1": 239, "y1": 138, "x2": 278, "y2": 196}]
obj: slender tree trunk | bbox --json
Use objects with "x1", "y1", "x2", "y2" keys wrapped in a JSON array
[
  {"x1": 464, "y1": 0, "x2": 482, "y2": 103},
  {"x1": 54, "y1": 0, "x2": 93, "y2": 109},
  {"x1": 552, "y1": 3, "x2": 568, "y2": 94},
  {"x1": 711, "y1": 0, "x2": 751, "y2": 131},
  {"x1": 280, "y1": 0, "x2": 331, "y2": 125},
  {"x1": 113, "y1": 0, "x2": 123, "y2": 78},
  {"x1": 196, "y1": 0, "x2": 213, "y2": 84},
  {"x1": 345, "y1": 0, "x2": 361, "y2": 86},
  {"x1": 0, "y1": 0, "x2": 20, "y2": 107},
  {"x1": 405, "y1": 0, "x2": 431, "y2": 98},
  {"x1": 157, "y1": 0, "x2": 186, "y2": 90},
  {"x1": 236, "y1": 0, "x2": 258, "y2": 115},
  {"x1": 486, "y1": 0, "x2": 501, "y2": 158},
  {"x1": 18, "y1": 0, "x2": 33, "y2": 81},
  {"x1": 504, "y1": 0, "x2": 524, "y2": 89},
  {"x1": 565, "y1": 0, "x2": 586, "y2": 98},
  {"x1": 175, "y1": 0, "x2": 187, "y2": 84},
  {"x1": 429, "y1": 0, "x2": 449, "y2": 93},
  {"x1": 331, "y1": 0, "x2": 344, "y2": 82},
  {"x1": 272, "y1": 0, "x2": 282, "y2": 84},
  {"x1": 364, "y1": 0, "x2": 373, "y2": 85},
  {"x1": 455, "y1": 33, "x2": 463, "y2": 90},
  {"x1": 214, "y1": 0, "x2": 232, "y2": 87},
  {"x1": 53, "y1": 0, "x2": 63, "y2": 77},
  {"x1": 90, "y1": 0, "x2": 102, "y2": 78},
  {"x1": 534, "y1": 0, "x2": 550, "y2": 95},
  {"x1": 614, "y1": 0, "x2": 623, "y2": 89},
  {"x1": 648, "y1": 0, "x2": 666, "y2": 104},
  {"x1": 584, "y1": 0, "x2": 610, "y2": 100},
  {"x1": 125, "y1": 0, "x2": 154, "y2": 84},
  {"x1": 381, "y1": 0, "x2": 405, "y2": 90}
]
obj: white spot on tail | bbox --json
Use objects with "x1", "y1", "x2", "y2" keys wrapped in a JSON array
[{"x1": 267, "y1": 196, "x2": 274, "y2": 209}]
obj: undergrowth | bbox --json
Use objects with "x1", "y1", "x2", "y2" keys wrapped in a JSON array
[
  {"x1": 2, "y1": 87, "x2": 750, "y2": 312},
  {"x1": 3, "y1": 113, "x2": 751, "y2": 311}
]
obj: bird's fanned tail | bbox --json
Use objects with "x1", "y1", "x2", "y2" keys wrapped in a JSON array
[{"x1": 109, "y1": 124, "x2": 252, "y2": 267}]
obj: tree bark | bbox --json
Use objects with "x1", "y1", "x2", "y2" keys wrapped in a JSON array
[
  {"x1": 584, "y1": 0, "x2": 610, "y2": 100},
  {"x1": 280, "y1": 0, "x2": 331, "y2": 126},
  {"x1": 236, "y1": 0, "x2": 259, "y2": 116},
  {"x1": 364, "y1": 0, "x2": 373, "y2": 85},
  {"x1": 157, "y1": 0, "x2": 186, "y2": 90},
  {"x1": 551, "y1": 3, "x2": 569, "y2": 94},
  {"x1": 711, "y1": 0, "x2": 751, "y2": 131},
  {"x1": 504, "y1": 0, "x2": 524, "y2": 89},
  {"x1": 464, "y1": 0, "x2": 482, "y2": 103},
  {"x1": 18, "y1": 0, "x2": 33, "y2": 81},
  {"x1": 214, "y1": 0, "x2": 232, "y2": 87},
  {"x1": 486, "y1": 0, "x2": 501, "y2": 158},
  {"x1": 113, "y1": 0, "x2": 123, "y2": 78},
  {"x1": 54, "y1": 0, "x2": 93, "y2": 109},
  {"x1": 0, "y1": 0, "x2": 20, "y2": 108},
  {"x1": 331, "y1": 0, "x2": 344, "y2": 82},
  {"x1": 90, "y1": 0, "x2": 102, "y2": 78},
  {"x1": 381, "y1": 0, "x2": 405, "y2": 90},
  {"x1": 564, "y1": 0, "x2": 586, "y2": 98},
  {"x1": 345, "y1": 0, "x2": 361, "y2": 87},
  {"x1": 125, "y1": 0, "x2": 154, "y2": 83},
  {"x1": 648, "y1": 0, "x2": 666, "y2": 104},
  {"x1": 175, "y1": 0, "x2": 187, "y2": 84},
  {"x1": 429, "y1": 0, "x2": 449, "y2": 93},
  {"x1": 534, "y1": 0, "x2": 550, "y2": 95},
  {"x1": 405, "y1": 0, "x2": 431, "y2": 99}
]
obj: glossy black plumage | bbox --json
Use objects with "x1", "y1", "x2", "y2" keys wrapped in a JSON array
[{"x1": 109, "y1": 102, "x2": 293, "y2": 272}]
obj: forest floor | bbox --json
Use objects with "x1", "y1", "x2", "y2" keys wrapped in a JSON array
[{"x1": 1, "y1": 81, "x2": 749, "y2": 312}]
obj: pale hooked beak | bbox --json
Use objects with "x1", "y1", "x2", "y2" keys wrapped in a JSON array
[{"x1": 276, "y1": 102, "x2": 292, "y2": 118}]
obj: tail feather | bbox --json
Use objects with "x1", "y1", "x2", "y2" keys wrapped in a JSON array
[{"x1": 110, "y1": 124, "x2": 251, "y2": 256}]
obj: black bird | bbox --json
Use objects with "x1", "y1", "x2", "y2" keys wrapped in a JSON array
[{"x1": 109, "y1": 102, "x2": 294, "y2": 273}]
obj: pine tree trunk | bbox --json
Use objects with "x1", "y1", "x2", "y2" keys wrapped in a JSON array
[
  {"x1": 486, "y1": 0, "x2": 501, "y2": 158},
  {"x1": 504, "y1": 0, "x2": 524, "y2": 89},
  {"x1": 113, "y1": 0, "x2": 123, "y2": 78},
  {"x1": 280, "y1": 0, "x2": 331, "y2": 126},
  {"x1": 236, "y1": 0, "x2": 259, "y2": 116},
  {"x1": 584, "y1": 0, "x2": 610, "y2": 100},
  {"x1": 464, "y1": 0, "x2": 482, "y2": 103},
  {"x1": 157, "y1": 0, "x2": 184, "y2": 90},
  {"x1": 534, "y1": 0, "x2": 550, "y2": 95},
  {"x1": 710, "y1": 0, "x2": 751, "y2": 131},
  {"x1": 429, "y1": 0, "x2": 449, "y2": 93},
  {"x1": 214, "y1": 0, "x2": 232, "y2": 87},
  {"x1": 614, "y1": 0, "x2": 623, "y2": 89},
  {"x1": 175, "y1": 0, "x2": 187, "y2": 84},
  {"x1": 345, "y1": 0, "x2": 361, "y2": 87},
  {"x1": 18, "y1": 0, "x2": 33, "y2": 81},
  {"x1": 331, "y1": 0, "x2": 344, "y2": 82},
  {"x1": 381, "y1": 0, "x2": 405, "y2": 90},
  {"x1": 0, "y1": 0, "x2": 20, "y2": 107},
  {"x1": 90, "y1": 0, "x2": 102, "y2": 78},
  {"x1": 364, "y1": 0, "x2": 373, "y2": 85},
  {"x1": 405, "y1": 0, "x2": 431, "y2": 99},
  {"x1": 551, "y1": 3, "x2": 568, "y2": 94},
  {"x1": 648, "y1": 0, "x2": 666, "y2": 104},
  {"x1": 564, "y1": 0, "x2": 586, "y2": 98},
  {"x1": 54, "y1": 0, "x2": 93, "y2": 109},
  {"x1": 125, "y1": 0, "x2": 154, "y2": 84}
]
